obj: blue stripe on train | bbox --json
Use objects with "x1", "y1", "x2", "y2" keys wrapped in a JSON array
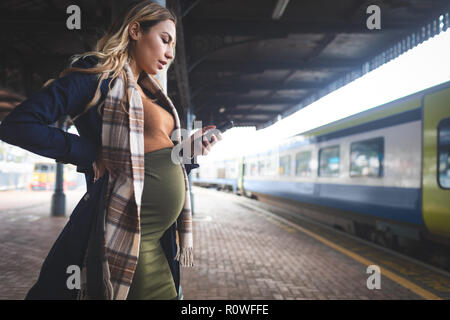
[{"x1": 243, "y1": 179, "x2": 423, "y2": 225}]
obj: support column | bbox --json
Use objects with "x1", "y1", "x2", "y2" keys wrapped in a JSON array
[
  {"x1": 168, "y1": 0, "x2": 196, "y2": 221},
  {"x1": 51, "y1": 116, "x2": 68, "y2": 216},
  {"x1": 153, "y1": 0, "x2": 168, "y2": 93}
]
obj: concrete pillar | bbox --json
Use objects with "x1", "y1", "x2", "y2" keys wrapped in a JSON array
[
  {"x1": 51, "y1": 116, "x2": 68, "y2": 216},
  {"x1": 154, "y1": 1, "x2": 168, "y2": 93}
]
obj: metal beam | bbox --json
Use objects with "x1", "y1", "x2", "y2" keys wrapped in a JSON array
[
  {"x1": 0, "y1": 17, "x2": 107, "y2": 34},
  {"x1": 197, "y1": 96, "x2": 301, "y2": 109},
  {"x1": 182, "y1": 0, "x2": 203, "y2": 18},
  {"x1": 271, "y1": 0, "x2": 290, "y2": 20},
  {"x1": 224, "y1": 109, "x2": 282, "y2": 115},
  {"x1": 192, "y1": 81, "x2": 322, "y2": 92},
  {"x1": 186, "y1": 19, "x2": 412, "y2": 36},
  {"x1": 169, "y1": 0, "x2": 191, "y2": 128},
  {"x1": 256, "y1": 0, "x2": 371, "y2": 128},
  {"x1": 193, "y1": 59, "x2": 361, "y2": 73}
]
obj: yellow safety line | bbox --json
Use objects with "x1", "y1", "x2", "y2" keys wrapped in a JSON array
[{"x1": 242, "y1": 202, "x2": 443, "y2": 300}]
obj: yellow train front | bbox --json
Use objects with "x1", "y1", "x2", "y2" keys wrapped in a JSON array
[
  {"x1": 192, "y1": 80, "x2": 450, "y2": 267},
  {"x1": 30, "y1": 162, "x2": 56, "y2": 190},
  {"x1": 30, "y1": 162, "x2": 78, "y2": 191}
]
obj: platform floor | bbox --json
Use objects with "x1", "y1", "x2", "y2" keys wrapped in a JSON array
[{"x1": 1, "y1": 186, "x2": 449, "y2": 300}]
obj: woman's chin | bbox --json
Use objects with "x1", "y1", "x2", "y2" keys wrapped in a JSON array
[{"x1": 142, "y1": 67, "x2": 158, "y2": 76}]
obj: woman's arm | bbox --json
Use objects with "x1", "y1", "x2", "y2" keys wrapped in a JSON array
[{"x1": 0, "y1": 69, "x2": 99, "y2": 167}]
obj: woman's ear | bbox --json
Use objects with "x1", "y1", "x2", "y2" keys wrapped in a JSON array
[{"x1": 128, "y1": 21, "x2": 141, "y2": 41}]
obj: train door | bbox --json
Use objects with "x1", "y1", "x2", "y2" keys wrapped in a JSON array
[
  {"x1": 238, "y1": 157, "x2": 245, "y2": 193},
  {"x1": 422, "y1": 85, "x2": 450, "y2": 238}
]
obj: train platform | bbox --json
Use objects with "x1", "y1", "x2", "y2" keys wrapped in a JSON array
[{"x1": 1, "y1": 187, "x2": 450, "y2": 300}]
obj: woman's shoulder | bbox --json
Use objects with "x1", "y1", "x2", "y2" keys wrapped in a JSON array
[{"x1": 68, "y1": 55, "x2": 115, "y2": 98}]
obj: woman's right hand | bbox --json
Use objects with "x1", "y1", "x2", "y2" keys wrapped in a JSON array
[
  {"x1": 92, "y1": 149, "x2": 105, "y2": 182},
  {"x1": 92, "y1": 149, "x2": 116, "y2": 182}
]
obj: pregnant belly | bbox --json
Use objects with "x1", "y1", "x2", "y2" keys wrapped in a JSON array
[{"x1": 140, "y1": 147, "x2": 185, "y2": 242}]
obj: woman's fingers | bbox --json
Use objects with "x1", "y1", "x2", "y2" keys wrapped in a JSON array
[
  {"x1": 202, "y1": 125, "x2": 216, "y2": 134},
  {"x1": 187, "y1": 125, "x2": 224, "y2": 157},
  {"x1": 201, "y1": 130, "x2": 224, "y2": 155},
  {"x1": 93, "y1": 160, "x2": 107, "y2": 181},
  {"x1": 200, "y1": 136, "x2": 211, "y2": 155},
  {"x1": 209, "y1": 132, "x2": 222, "y2": 144}
]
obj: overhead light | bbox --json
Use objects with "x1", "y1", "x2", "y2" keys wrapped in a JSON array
[
  {"x1": 219, "y1": 107, "x2": 226, "y2": 113},
  {"x1": 272, "y1": 0, "x2": 290, "y2": 20}
]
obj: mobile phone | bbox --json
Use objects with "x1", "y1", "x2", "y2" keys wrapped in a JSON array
[
  {"x1": 203, "y1": 120, "x2": 234, "y2": 143},
  {"x1": 216, "y1": 120, "x2": 234, "y2": 133}
]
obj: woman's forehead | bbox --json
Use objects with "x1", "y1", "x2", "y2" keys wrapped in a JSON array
[{"x1": 152, "y1": 20, "x2": 176, "y2": 41}]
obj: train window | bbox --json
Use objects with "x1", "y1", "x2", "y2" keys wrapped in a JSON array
[
  {"x1": 34, "y1": 164, "x2": 49, "y2": 173},
  {"x1": 258, "y1": 160, "x2": 266, "y2": 175},
  {"x1": 265, "y1": 158, "x2": 272, "y2": 175},
  {"x1": 438, "y1": 118, "x2": 450, "y2": 189},
  {"x1": 295, "y1": 151, "x2": 312, "y2": 177},
  {"x1": 350, "y1": 137, "x2": 384, "y2": 177},
  {"x1": 34, "y1": 163, "x2": 49, "y2": 172},
  {"x1": 279, "y1": 155, "x2": 291, "y2": 176},
  {"x1": 246, "y1": 162, "x2": 253, "y2": 176},
  {"x1": 318, "y1": 146, "x2": 340, "y2": 177},
  {"x1": 34, "y1": 163, "x2": 56, "y2": 173},
  {"x1": 251, "y1": 162, "x2": 258, "y2": 176},
  {"x1": 243, "y1": 161, "x2": 248, "y2": 176}
]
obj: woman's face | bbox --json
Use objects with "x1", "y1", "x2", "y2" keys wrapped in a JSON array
[{"x1": 129, "y1": 19, "x2": 176, "y2": 75}]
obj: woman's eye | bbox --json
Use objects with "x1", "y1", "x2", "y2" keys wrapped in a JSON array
[{"x1": 162, "y1": 38, "x2": 169, "y2": 44}]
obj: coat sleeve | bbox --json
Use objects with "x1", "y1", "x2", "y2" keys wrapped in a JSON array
[{"x1": 0, "y1": 71, "x2": 99, "y2": 167}]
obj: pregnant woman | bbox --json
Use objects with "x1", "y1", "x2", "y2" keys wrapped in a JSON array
[{"x1": 0, "y1": 0, "x2": 222, "y2": 300}]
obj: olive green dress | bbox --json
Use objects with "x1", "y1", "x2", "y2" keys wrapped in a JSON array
[{"x1": 126, "y1": 147, "x2": 185, "y2": 300}]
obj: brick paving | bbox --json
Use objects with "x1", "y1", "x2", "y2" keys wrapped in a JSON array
[
  {"x1": 0, "y1": 189, "x2": 85, "y2": 300},
  {"x1": 0, "y1": 186, "x2": 426, "y2": 299},
  {"x1": 181, "y1": 187, "x2": 424, "y2": 300}
]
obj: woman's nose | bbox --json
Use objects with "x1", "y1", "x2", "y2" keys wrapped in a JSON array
[{"x1": 165, "y1": 47, "x2": 174, "y2": 60}]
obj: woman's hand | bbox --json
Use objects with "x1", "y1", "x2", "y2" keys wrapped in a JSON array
[
  {"x1": 92, "y1": 148, "x2": 117, "y2": 182},
  {"x1": 187, "y1": 125, "x2": 223, "y2": 158}
]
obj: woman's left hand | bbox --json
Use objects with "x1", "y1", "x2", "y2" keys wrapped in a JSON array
[{"x1": 188, "y1": 125, "x2": 223, "y2": 158}]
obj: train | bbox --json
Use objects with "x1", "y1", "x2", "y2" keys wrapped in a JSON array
[
  {"x1": 192, "y1": 80, "x2": 450, "y2": 255},
  {"x1": 0, "y1": 140, "x2": 81, "y2": 191},
  {"x1": 30, "y1": 162, "x2": 79, "y2": 191},
  {"x1": 0, "y1": 141, "x2": 34, "y2": 191}
]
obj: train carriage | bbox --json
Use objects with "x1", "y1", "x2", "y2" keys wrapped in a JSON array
[{"x1": 193, "y1": 80, "x2": 450, "y2": 253}]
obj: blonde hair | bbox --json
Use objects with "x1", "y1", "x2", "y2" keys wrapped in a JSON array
[{"x1": 46, "y1": 1, "x2": 177, "y2": 122}]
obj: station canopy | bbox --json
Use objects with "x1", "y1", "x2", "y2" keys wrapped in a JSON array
[{"x1": 0, "y1": 0, "x2": 449, "y2": 129}]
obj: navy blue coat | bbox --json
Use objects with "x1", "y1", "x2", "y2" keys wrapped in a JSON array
[{"x1": 0, "y1": 56, "x2": 199, "y2": 299}]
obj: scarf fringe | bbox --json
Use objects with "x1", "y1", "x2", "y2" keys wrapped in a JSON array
[
  {"x1": 78, "y1": 284, "x2": 87, "y2": 300},
  {"x1": 175, "y1": 245, "x2": 194, "y2": 267}
]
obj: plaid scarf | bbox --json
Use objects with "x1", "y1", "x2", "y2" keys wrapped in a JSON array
[{"x1": 78, "y1": 62, "x2": 193, "y2": 300}]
